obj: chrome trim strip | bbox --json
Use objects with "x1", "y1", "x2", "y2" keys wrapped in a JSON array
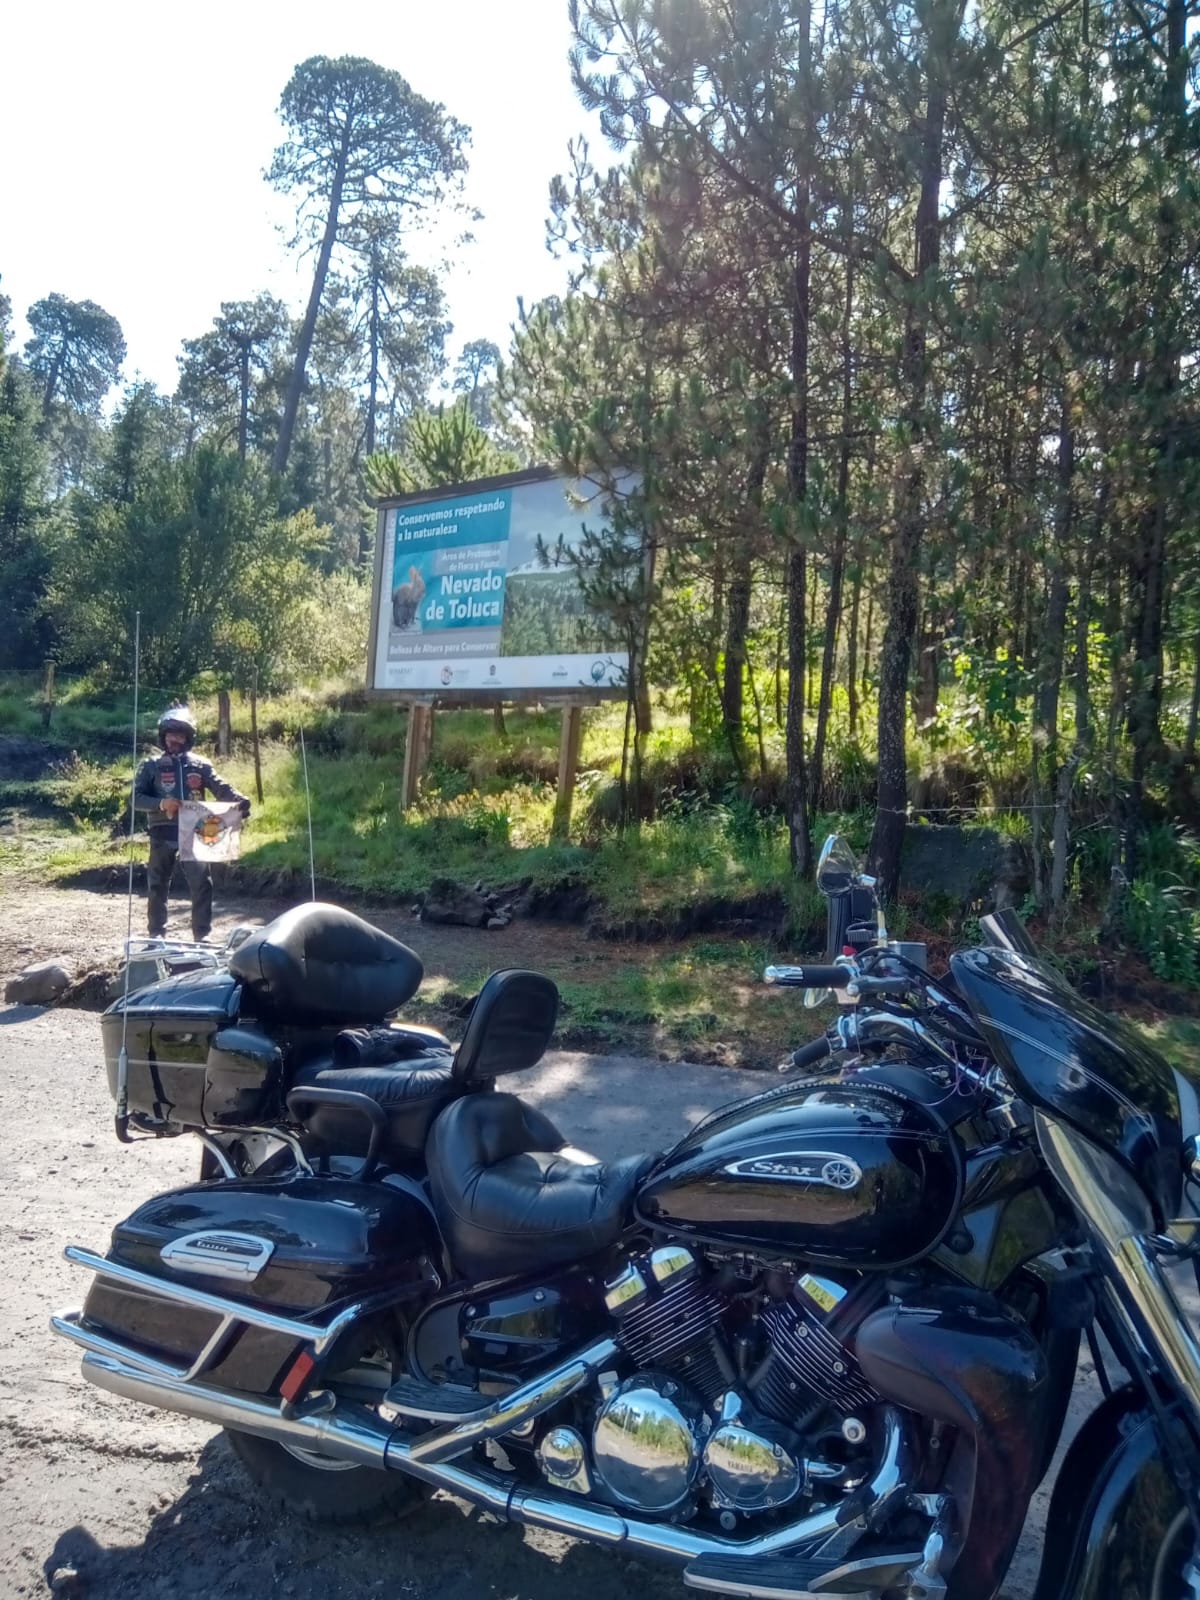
[
  {"x1": 1036, "y1": 1111, "x2": 1200, "y2": 1436},
  {"x1": 1114, "y1": 1234, "x2": 1200, "y2": 1435}
]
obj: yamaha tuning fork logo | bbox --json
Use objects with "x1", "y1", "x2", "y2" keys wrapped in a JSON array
[{"x1": 721, "y1": 1152, "x2": 864, "y2": 1190}]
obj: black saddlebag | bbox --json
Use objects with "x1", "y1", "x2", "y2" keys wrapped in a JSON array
[
  {"x1": 101, "y1": 968, "x2": 285, "y2": 1129},
  {"x1": 80, "y1": 1174, "x2": 439, "y2": 1393}
]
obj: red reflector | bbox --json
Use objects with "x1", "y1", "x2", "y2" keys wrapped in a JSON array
[
  {"x1": 842, "y1": 946, "x2": 856, "y2": 956},
  {"x1": 280, "y1": 1351, "x2": 316, "y2": 1403}
]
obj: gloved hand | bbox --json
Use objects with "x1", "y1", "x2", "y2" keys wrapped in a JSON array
[{"x1": 238, "y1": 799, "x2": 252, "y2": 819}]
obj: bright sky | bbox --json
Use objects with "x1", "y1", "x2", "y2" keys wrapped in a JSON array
[{"x1": 1, "y1": 0, "x2": 607, "y2": 396}]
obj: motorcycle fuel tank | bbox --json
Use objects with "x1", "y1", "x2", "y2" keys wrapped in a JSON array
[{"x1": 636, "y1": 1077, "x2": 963, "y2": 1267}]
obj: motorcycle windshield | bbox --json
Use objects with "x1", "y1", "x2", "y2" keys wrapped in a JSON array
[{"x1": 950, "y1": 946, "x2": 1184, "y2": 1224}]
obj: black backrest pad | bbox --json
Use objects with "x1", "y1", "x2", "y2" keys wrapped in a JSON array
[
  {"x1": 452, "y1": 969, "x2": 560, "y2": 1086},
  {"x1": 228, "y1": 902, "x2": 424, "y2": 1025}
]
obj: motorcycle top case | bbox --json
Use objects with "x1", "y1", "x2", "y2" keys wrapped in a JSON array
[
  {"x1": 81, "y1": 1174, "x2": 438, "y2": 1393},
  {"x1": 637, "y1": 1076, "x2": 964, "y2": 1267},
  {"x1": 101, "y1": 968, "x2": 285, "y2": 1129}
]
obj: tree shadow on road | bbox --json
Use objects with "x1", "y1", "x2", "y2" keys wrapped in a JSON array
[{"x1": 41, "y1": 1433, "x2": 683, "y2": 1600}]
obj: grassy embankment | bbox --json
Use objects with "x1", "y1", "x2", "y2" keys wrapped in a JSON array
[
  {"x1": 3, "y1": 673, "x2": 1200, "y2": 1070},
  {"x1": 0, "y1": 676, "x2": 835, "y2": 1064}
]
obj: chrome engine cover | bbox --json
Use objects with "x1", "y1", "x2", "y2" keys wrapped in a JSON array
[
  {"x1": 591, "y1": 1373, "x2": 705, "y2": 1512},
  {"x1": 702, "y1": 1392, "x2": 804, "y2": 1512},
  {"x1": 537, "y1": 1424, "x2": 592, "y2": 1496}
]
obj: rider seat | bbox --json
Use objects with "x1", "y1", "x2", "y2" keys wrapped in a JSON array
[
  {"x1": 287, "y1": 967, "x2": 565, "y2": 1169},
  {"x1": 427, "y1": 1092, "x2": 652, "y2": 1279}
]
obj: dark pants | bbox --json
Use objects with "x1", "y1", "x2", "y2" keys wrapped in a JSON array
[{"x1": 147, "y1": 834, "x2": 214, "y2": 941}]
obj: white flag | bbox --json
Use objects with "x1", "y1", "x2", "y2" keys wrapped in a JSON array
[{"x1": 178, "y1": 799, "x2": 245, "y2": 863}]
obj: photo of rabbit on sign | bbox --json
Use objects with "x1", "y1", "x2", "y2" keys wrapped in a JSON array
[{"x1": 392, "y1": 566, "x2": 427, "y2": 631}]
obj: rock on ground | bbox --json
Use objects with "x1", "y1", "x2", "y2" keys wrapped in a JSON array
[{"x1": 4, "y1": 959, "x2": 73, "y2": 1005}]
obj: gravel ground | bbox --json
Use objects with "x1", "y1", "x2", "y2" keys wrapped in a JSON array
[{"x1": 0, "y1": 999, "x2": 1090, "y2": 1600}]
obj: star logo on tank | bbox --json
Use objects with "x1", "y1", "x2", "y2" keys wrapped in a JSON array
[{"x1": 721, "y1": 1152, "x2": 864, "y2": 1190}]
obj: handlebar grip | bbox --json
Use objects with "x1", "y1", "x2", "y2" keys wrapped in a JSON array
[
  {"x1": 764, "y1": 964, "x2": 852, "y2": 989},
  {"x1": 785, "y1": 1036, "x2": 834, "y2": 1073}
]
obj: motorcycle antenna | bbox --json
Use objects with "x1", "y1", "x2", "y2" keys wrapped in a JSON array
[
  {"x1": 299, "y1": 724, "x2": 316, "y2": 901},
  {"x1": 114, "y1": 609, "x2": 141, "y2": 1144}
]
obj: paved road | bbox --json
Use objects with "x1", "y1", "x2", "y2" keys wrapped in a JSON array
[{"x1": 1, "y1": 1005, "x2": 1074, "y2": 1599}]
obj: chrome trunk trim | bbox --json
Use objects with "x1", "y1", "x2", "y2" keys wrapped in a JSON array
[{"x1": 59, "y1": 1245, "x2": 368, "y2": 1357}]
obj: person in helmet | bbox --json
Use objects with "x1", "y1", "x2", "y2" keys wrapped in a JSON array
[{"x1": 133, "y1": 705, "x2": 251, "y2": 941}]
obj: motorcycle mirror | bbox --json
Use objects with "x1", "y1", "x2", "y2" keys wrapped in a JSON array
[{"x1": 816, "y1": 834, "x2": 860, "y2": 896}]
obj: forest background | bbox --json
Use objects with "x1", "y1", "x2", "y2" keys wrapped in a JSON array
[{"x1": 5, "y1": 0, "x2": 1200, "y2": 1051}]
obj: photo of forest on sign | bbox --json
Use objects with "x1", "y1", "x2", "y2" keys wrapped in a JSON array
[{"x1": 498, "y1": 567, "x2": 621, "y2": 657}]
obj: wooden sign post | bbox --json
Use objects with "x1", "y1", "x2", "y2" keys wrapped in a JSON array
[
  {"x1": 552, "y1": 703, "x2": 584, "y2": 840},
  {"x1": 400, "y1": 702, "x2": 436, "y2": 811}
]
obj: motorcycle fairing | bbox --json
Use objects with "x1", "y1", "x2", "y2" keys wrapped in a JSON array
[{"x1": 951, "y1": 947, "x2": 1183, "y2": 1223}]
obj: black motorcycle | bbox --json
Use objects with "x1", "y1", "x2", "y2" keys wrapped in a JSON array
[{"x1": 51, "y1": 838, "x2": 1200, "y2": 1600}]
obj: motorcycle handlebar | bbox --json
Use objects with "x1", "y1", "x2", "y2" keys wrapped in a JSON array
[
  {"x1": 849, "y1": 975, "x2": 914, "y2": 997},
  {"x1": 764, "y1": 963, "x2": 853, "y2": 989}
]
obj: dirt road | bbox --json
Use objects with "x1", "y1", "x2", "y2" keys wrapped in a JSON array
[{"x1": 1, "y1": 1002, "x2": 1073, "y2": 1599}]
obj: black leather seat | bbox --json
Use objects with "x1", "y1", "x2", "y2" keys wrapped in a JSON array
[
  {"x1": 427, "y1": 1092, "x2": 652, "y2": 1279},
  {"x1": 290, "y1": 1050, "x2": 457, "y2": 1164},
  {"x1": 229, "y1": 903, "x2": 423, "y2": 1027}
]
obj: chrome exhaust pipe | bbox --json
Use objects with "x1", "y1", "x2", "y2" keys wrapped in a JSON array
[
  {"x1": 82, "y1": 1350, "x2": 400, "y2": 1469},
  {"x1": 79, "y1": 1347, "x2": 910, "y2": 1570}
]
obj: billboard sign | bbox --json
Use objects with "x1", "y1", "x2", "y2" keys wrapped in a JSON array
[{"x1": 368, "y1": 469, "x2": 631, "y2": 695}]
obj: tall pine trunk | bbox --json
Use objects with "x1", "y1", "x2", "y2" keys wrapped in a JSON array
[
  {"x1": 847, "y1": 541, "x2": 864, "y2": 738},
  {"x1": 811, "y1": 232, "x2": 855, "y2": 811},
  {"x1": 786, "y1": 3, "x2": 813, "y2": 879},
  {"x1": 273, "y1": 126, "x2": 351, "y2": 476},
  {"x1": 1129, "y1": 0, "x2": 1186, "y2": 785},
  {"x1": 365, "y1": 269, "x2": 382, "y2": 457},
  {"x1": 867, "y1": 12, "x2": 952, "y2": 899}
]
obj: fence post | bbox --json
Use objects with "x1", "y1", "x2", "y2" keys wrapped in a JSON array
[
  {"x1": 250, "y1": 671, "x2": 264, "y2": 804},
  {"x1": 41, "y1": 660, "x2": 56, "y2": 731},
  {"x1": 216, "y1": 689, "x2": 232, "y2": 757}
]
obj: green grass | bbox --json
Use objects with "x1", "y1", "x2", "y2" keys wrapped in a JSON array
[{"x1": 1140, "y1": 1017, "x2": 1200, "y2": 1074}]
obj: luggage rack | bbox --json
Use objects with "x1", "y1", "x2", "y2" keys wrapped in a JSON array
[{"x1": 121, "y1": 929, "x2": 250, "y2": 975}]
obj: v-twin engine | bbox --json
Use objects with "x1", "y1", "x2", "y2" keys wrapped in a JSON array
[{"x1": 556, "y1": 1245, "x2": 882, "y2": 1521}]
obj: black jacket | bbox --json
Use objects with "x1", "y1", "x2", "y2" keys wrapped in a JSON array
[{"x1": 133, "y1": 749, "x2": 249, "y2": 842}]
